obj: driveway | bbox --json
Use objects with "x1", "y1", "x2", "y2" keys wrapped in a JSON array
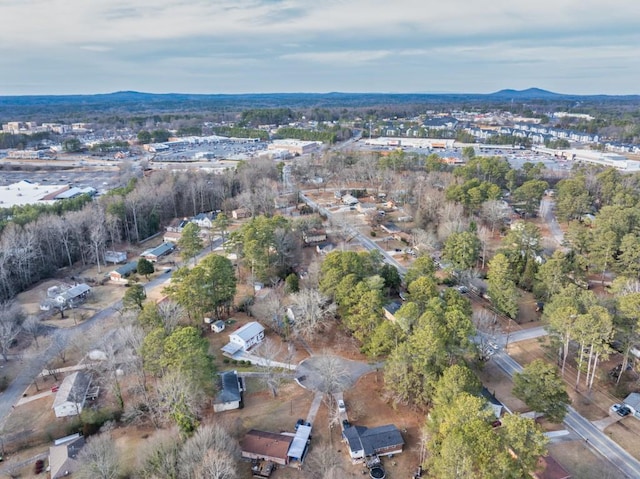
[{"x1": 295, "y1": 355, "x2": 379, "y2": 393}]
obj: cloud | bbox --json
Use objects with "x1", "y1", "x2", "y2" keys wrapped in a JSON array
[{"x1": 0, "y1": 0, "x2": 639, "y2": 94}]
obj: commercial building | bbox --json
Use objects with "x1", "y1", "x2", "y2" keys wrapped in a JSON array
[{"x1": 268, "y1": 139, "x2": 321, "y2": 155}]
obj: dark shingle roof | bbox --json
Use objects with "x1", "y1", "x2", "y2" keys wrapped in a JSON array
[
  {"x1": 343, "y1": 424, "x2": 404, "y2": 456},
  {"x1": 214, "y1": 371, "x2": 241, "y2": 404}
]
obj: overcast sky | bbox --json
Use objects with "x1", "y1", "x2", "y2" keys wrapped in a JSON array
[{"x1": 1, "y1": 0, "x2": 638, "y2": 96}]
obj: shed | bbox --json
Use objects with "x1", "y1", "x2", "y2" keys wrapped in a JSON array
[
  {"x1": 211, "y1": 320, "x2": 226, "y2": 333},
  {"x1": 241, "y1": 430, "x2": 294, "y2": 466},
  {"x1": 303, "y1": 229, "x2": 327, "y2": 245},
  {"x1": 104, "y1": 251, "x2": 127, "y2": 264},
  {"x1": 53, "y1": 371, "x2": 92, "y2": 418},
  {"x1": 221, "y1": 321, "x2": 265, "y2": 356},
  {"x1": 213, "y1": 370, "x2": 243, "y2": 412}
]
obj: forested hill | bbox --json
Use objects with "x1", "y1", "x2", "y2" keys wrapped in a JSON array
[{"x1": 1, "y1": 89, "x2": 639, "y2": 121}]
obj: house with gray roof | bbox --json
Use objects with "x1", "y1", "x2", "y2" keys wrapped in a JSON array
[
  {"x1": 49, "y1": 434, "x2": 86, "y2": 479},
  {"x1": 342, "y1": 424, "x2": 404, "y2": 461},
  {"x1": 214, "y1": 370, "x2": 244, "y2": 412},
  {"x1": 140, "y1": 242, "x2": 175, "y2": 262},
  {"x1": 109, "y1": 261, "x2": 138, "y2": 282},
  {"x1": 53, "y1": 371, "x2": 92, "y2": 418},
  {"x1": 221, "y1": 321, "x2": 265, "y2": 357}
]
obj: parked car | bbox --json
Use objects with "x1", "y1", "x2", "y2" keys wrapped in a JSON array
[
  {"x1": 618, "y1": 406, "x2": 632, "y2": 417},
  {"x1": 337, "y1": 399, "x2": 346, "y2": 413},
  {"x1": 295, "y1": 418, "x2": 305, "y2": 430},
  {"x1": 456, "y1": 285, "x2": 469, "y2": 294},
  {"x1": 342, "y1": 419, "x2": 351, "y2": 429}
]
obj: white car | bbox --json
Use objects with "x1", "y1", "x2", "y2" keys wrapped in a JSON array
[{"x1": 337, "y1": 400, "x2": 346, "y2": 413}]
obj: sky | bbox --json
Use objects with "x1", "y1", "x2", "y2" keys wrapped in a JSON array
[{"x1": 0, "y1": 0, "x2": 639, "y2": 96}]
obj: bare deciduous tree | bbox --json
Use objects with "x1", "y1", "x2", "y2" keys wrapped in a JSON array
[
  {"x1": 196, "y1": 449, "x2": 239, "y2": 479},
  {"x1": 137, "y1": 428, "x2": 182, "y2": 479},
  {"x1": 0, "y1": 301, "x2": 24, "y2": 361},
  {"x1": 22, "y1": 315, "x2": 43, "y2": 349},
  {"x1": 179, "y1": 423, "x2": 240, "y2": 479},
  {"x1": 289, "y1": 288, "x2": 336, "y2": 340},
  {"x1": 304, "y1": 443, "x2": 344, "y2": 479},
  {"x1": 75, "y1": 433, "x2": 120, "y2": 479},
  {"x1": 254, "y1": 338, "x2": 285, "y2": 397},
  {"x1": 156, "y1": 300, "x2": 184, "y2": 335}
]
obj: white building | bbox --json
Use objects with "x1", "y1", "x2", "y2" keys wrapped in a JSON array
[
  {"x1": 53, "y1": 372, "x2": 92, "y2": 418},
  {"x1": 221, "y1": 321, "x2": 265, "y2": 357}
]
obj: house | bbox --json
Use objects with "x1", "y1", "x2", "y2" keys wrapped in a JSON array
[
  {"x1": 383, "y1": 301, "x2": 402, "y2": 322},
  {"x1": 232, "y1": 207, "x2": 251, "y2": 220},
  {"x1": 140, "y1": 242, "x2": 175, "y2": 262},
  {"x1": 356, "y1": 202, "x2": 377, "y2": 213},
  {"x1": 303, "y1": 229, "x2": 327, "y2": 245},
  {"x1": 241, "y1": 430, "x2": 294, "y2": 466},
  {"x1": 103, "y1": 251, "x2": 127, "y2": 265},
  {"x1": 211, "y1": 320, "x2": 226, "y2": 333},
  {"x1": 221, "y1": 321, "x2": 265, "y2": 357},
  {"x1": 163, "y1": 231, "x2": 182, "y2": 243},
  {"x1": 109, "y1": 261, "x2": 138, "y2": 282},
  {"x1": 165, "y1": 217, "x2": 190, "y2": 233},
  {"x1": 192, "y1": 211, "x2": 217, "y2": 229},
  {"x1": 622, "y1": 392, "x2": 640, "y2": 418},
  {"x1": 53, "y1": 371, "x2": 92, "y2": 418},
  {"x1": 533, "y1": 455, "x2": 572, "y2": 479},
  {"x1": 481, "y1": 387, "x2": 504, "y2": 418},
  {"x1": 213, "y1": 370, "x2": 243, "y2": 412},
  {"x1": 342, "y1": 424, "x2": 404, "y2": 461},
  {"x1": 380, "y1": 223, "x2": 401, "y2": 235},
  {"x1": 41, "y1": 283, "x2": 92, "y2": 311},
  {"x1": 49, "y1": 434, "x2": 86, "y2": 479}
]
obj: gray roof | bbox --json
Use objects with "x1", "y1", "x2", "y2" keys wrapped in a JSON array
[
  {"x1": 49, "y1": 435, "x2": 85, "y2": 479},
  {"x1": 288, "y1": 424, "x2": 312, "y2": 460},
  {"x1": 383, "y1": 302, "x2": 402, "y2": 316},
  {"x1": 61, "y1": 283, "x2": 91, "y2": 300},
  {"x1": 113, "y1": 261, "x2": 138, "y2": 276},
  {"x1": 624, "y1": 392, "x2": 640, "y2": 410},
  {"x1": 53, "y1": 372, "x2": 92, "y2": 409},
  {"x1": 232, "y1": 321, "x2": 265, "y2": 343},
  {"x1": 142, "y1": 242, "x2": 175, "y2": 258},
  {"x1": 343, "y1": 424, "x2": 404, "y2": 456},
  {"x1": 214, "y1": 371, "x2": 241, "y2": 404}
]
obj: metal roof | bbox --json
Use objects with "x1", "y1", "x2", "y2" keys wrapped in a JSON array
[
  {"x1": 287, "y1": 424, "x2": 311, "y2": 460},
  {"x1": 343, "y1": 424, "x2": 404, "y2": 456},
  {"x1": 231, "y1": 321, "x2": 265, "y2": 343}
]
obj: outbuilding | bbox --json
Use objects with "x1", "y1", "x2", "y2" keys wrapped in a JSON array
[{"x1": 211, "y1": 320, "x2": 226, "y2": 333}]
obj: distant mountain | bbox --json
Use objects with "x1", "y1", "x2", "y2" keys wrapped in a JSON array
[
  {"x1": 489, "y1": 88, "x2": 564, "y2": 100},
  {"x1": 1, "y1": 89, "x2": 639, "y2": 121}
]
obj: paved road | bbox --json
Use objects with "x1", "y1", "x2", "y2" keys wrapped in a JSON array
[
  {"x1": 541, "y1": 198, "x2": 565, "y2": 248},
  {"x1": 492, "y1": 351, "x2": 640, "y2": 478},
  {"x1": 295, "y1": 356, "x2": 379, "y2": 393},
  {"x1": 297, "y1": 191, "x2": 407, "y2": 276},
  {"x1": 0, "y1": 239, "x2": 224, "y2": 434}
]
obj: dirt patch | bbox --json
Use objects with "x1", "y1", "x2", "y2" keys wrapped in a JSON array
[{"x1": 549, "y1": 441, "x2": 621, "y2": 479}]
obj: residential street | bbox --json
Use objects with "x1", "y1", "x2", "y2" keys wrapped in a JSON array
[{"x1": 492, "y1": 351, "x2": 640, "y2": 478}]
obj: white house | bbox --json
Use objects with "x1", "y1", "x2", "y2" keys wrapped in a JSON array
[
  {"x1": 53, "y1": 372, "x2": 92, "y2": 418},
  {"x1": 221, "y1": 321, "x2": 265, "y2": 357},
  {"x1": 342, "y1": 424, "x2": 404, "y2": 461}
]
